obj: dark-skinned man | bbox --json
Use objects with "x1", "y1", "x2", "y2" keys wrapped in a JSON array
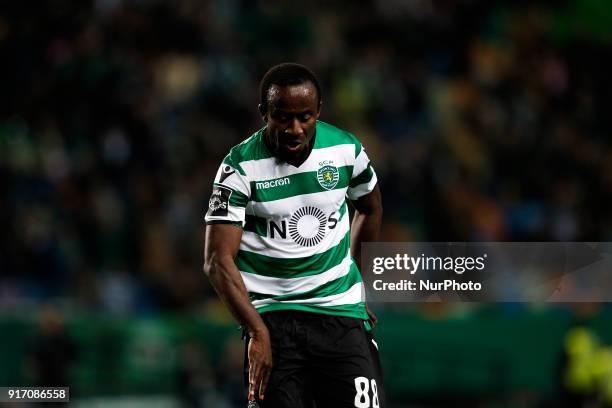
[{"x1": 204, "y1": 63, "x2": 384, "y2": 408}]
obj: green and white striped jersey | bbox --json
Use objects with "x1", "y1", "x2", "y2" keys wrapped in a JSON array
[{"x1": 205, "y1": 121, "x2": 377, "y2": 320}]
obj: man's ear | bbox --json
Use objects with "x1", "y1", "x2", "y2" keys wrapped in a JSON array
[
  {"x1": 258, "y1": 103, "x2": 267, "y2": 122},
  {"x1": 316, "y1": 100, "x2": 323, "y2": 118}
]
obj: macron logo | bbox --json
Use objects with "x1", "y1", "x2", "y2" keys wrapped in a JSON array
[{"x1": 256, "y1": 177, "x2": 290, "y2": 190}]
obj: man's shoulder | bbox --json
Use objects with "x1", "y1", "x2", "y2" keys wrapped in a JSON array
[
  {"x1": 316, "y1": 120, "x2": 362, "y2": 157},
  {"x1": 222, "y1": 127, "x2": 272, "y2": 172}
]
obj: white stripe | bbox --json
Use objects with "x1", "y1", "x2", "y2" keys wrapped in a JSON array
[
  {"x1": 249, "y1": 188, "x2": 347, "y2": 219},
  {"x1": 240, "y1": 144, "x2": 355, "y2": 179},
  {"x1": 352, "y1": 147, "x2": 370, "y2": 179},
  {"x1": 371, "y1": 339, "x2": 379, "y2": 350},
  {"x1": 240, "y1": 255, "x2": 352, "y2": 295},
  {"x1": 347, "y1": 172, "x2": 378, "y2": 200},
  {"x1": 252, "y1": 282, "x2": 364, "y2": 307},
  {"x1": 240, "y1": 211, "x2": 349, "y2": 258}
]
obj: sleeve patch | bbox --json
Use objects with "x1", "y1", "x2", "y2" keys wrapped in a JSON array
[{"x1": 207, "y1": 185, "x2": 232, "y2": 217}]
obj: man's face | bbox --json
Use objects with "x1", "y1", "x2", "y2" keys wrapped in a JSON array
[{"x1": 261, "y1": 82, "x2": 320, "y2": 162}]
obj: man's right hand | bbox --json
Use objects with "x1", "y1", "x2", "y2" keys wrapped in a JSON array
[{"x1": 248, "y1": 328, "x2": 273, "y2": 401}]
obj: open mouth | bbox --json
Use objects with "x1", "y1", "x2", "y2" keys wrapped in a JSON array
[{"x1": 284, "y1": 140, "x2": 302, "y2": 150}]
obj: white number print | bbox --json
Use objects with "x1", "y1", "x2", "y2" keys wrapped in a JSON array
[
  {"x1": 353, "y1": 377, "x2": 369, "y2": 408},
  {"x1": 371, "y1": 379, "x2": 379, "y2": 408},
  {"x1": 353, "y1": 377, "x2": 379, "y2": 408}
]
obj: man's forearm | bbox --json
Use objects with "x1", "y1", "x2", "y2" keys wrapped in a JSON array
[{"x1": 204, "y1": 255, "x2": 267, "y2": 337}]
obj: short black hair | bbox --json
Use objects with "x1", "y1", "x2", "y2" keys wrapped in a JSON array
[{"x1": 259, "y1": 63, "x2": 322, "y2": 112}]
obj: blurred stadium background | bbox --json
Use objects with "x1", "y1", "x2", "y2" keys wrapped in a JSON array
[{"x1": 1, "y1": 0, "x2": 612, "y2": 406}]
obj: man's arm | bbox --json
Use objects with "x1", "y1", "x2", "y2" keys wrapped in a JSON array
[
  {"x1": 350, "y1": 184, "x2": 383, "y2": 325},
  {"x1": 350, "y1": 183, "x2": 383, "y2": 271},
  {"x1": 203, "y1": 223, "x2": 272, "y2": 401}
]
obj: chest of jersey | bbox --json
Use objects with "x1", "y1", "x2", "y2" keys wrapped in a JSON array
[
  {"x1": 247, "y1": 148, "x2": 353, "y2": 214},
  {"x1": 249, "y1": 176, "x2": 347, "y2": 216},
  {"x1": 245, "y1": 159, "x2": 350, "y2": 248}
]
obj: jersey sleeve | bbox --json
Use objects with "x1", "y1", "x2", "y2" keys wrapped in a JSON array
[
  {"x1": 347, "y1": 144, "x2": 378, "y2": 200},
  {"x1": 204, "y1": 156, "x2": 251, "y2": 226}
]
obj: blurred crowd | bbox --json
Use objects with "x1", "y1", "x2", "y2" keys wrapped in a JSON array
[{"x1": 1, "y1": 0, "x2": 611, "y2": 313}]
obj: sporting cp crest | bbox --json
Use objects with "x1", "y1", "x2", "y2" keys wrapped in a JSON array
[{"x1": 317, "y1": 165, "x2": 339, "y2": 190}]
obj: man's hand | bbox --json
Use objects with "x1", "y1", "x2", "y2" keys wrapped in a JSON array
[
  {"x1": 248, "y1": 329, "x2": 273, "y2": 401},
  {"x1": 366, "y1": 303, "x2": 378, "y2": 327}
]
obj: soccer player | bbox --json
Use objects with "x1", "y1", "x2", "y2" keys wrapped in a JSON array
[{"x1": 204, "y1": 63, "x2": 384, "y2": 407}]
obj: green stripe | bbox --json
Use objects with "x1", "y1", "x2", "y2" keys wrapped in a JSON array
[
  {"x1": 235, "y1": 231, "x2": 350, "y2": 278},
  {"x1": 232, "y1": 129, "x2": 272, "y2": 162},
  {"x1": 249, "y1": 263, "x2": 361, "y2": 301},
  {"x1": 314, "y1": 121, "x2": 361, "y2": 158},
  {"x1": 338, "y1": 201, "x2": 347, "y2": 222},
  {"x1": 257, "y1": 302, "x2": 368, "y2": 320},
  {"x1": 251, "y1": 165, "x2": 352, "y2": 202},
  {"x1": 214, "y1": 183, "x2": 249, "y2": 208},
  {"x1": 223, "y1": 130, "x2": 272, "y2": 175},
  {"x1": 349, "y1": 163, "x2": 374, "y2": 188},
  {"x1": 244, "y1": 214, "x2": 267, "y2": 236}
]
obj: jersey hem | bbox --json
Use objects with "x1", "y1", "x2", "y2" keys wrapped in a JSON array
[{"x1": 256, "y1": 303, "x2": 369, "y2": 321}]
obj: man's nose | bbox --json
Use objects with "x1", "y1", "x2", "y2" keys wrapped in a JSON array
[{"x1": 286, "y1": 118, "x2": 304, "y2": 136}]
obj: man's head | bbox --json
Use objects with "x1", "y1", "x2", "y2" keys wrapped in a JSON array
[{"x1": 259, "y1": 63, "x2": 322, "y2": 163}]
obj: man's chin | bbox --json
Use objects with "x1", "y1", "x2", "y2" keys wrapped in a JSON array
[{"x1": 278, "y1": 144, "x2": 304, "y2": 156}]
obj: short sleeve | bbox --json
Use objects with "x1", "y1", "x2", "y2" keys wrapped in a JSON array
[
  {"x1": 205, "y1": 157, "x2": 251, "y2": 226},
  {"x1": 347, "y1": 144, "x2": 378, "y2": 200}
]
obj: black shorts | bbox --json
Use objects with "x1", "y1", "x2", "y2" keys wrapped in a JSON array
[{"x1": 243, "y1": 311, "x2": 385, "y2": 408}]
